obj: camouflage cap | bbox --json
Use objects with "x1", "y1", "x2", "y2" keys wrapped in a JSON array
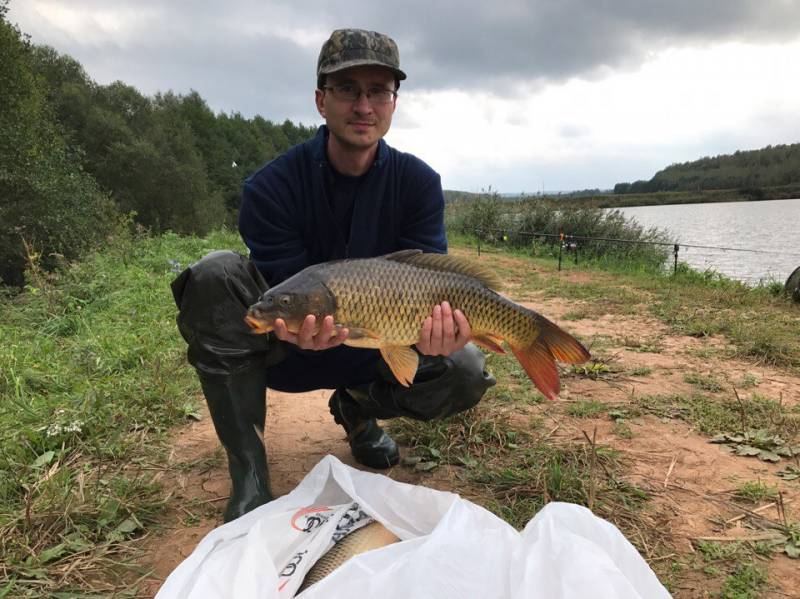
[{"x1": 317, "y1": 28, "x2": 407, "y2": 81}]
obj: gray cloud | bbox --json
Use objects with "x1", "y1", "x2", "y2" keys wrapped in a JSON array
[
  {"x1": 9, "y1": 0, "x2": 800, "y2": 122},
  {"x1": 9, "y1": 0, "x2": 324, "y2": 122},
  {"x1": 8, "y1": 0, "x2": 800, "y2": 190},
  {"x1": 312, "y1": 0, "x2": 800, "y2": 90},
  {"x1": 558, "y1": 124, "x2": 590, "y2": 139},
  {"x1": 78, "y1": 34, "x2": 319, "y2": 124}
]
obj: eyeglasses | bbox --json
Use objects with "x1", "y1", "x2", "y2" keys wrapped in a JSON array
[{"x1": 323, "y1": 84, "x2": 397, "y2": 105}]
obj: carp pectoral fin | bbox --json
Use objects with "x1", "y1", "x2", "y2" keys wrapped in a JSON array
[
  {"x1": 510, "y1": 340, "x2": 560, "y2": 401},
  {"x1": 472, "y1": 333, "x2": 506, "y2": 354},
  {"x1": 344, "y1": 326, "x2": 379, "y2": 340},
  {"x1": 342, "y1": 327, "x2": 384, "y2": 349},
  {"x1": 380, "y1": 345, "x2": 419, "y2": 387}
]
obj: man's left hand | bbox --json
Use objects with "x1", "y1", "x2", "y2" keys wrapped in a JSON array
[{"x1": 416, "y1": 301, "x2": 471, "y2": 356}]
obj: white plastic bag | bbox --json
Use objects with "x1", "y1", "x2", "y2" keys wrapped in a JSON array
[{"x1": 156, "y1": 455, "x2": 670, "y2": 599}]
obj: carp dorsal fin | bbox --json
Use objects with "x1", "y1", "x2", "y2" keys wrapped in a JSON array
[
  {"x1": 381, "y1": 249, "x2": 423, "y2": 261},
  {"x1": 382, "y1": 250, "x2": 502, "y2": 290}
]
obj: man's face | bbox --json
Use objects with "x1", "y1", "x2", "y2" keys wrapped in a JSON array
[{"x1": 315, "y1": 65, "x2": 397, "y2": 151}]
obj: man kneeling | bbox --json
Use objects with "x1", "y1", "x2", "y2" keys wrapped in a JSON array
[{"x1": 171, "y1": 29, "x2": 495, "y2": 522}]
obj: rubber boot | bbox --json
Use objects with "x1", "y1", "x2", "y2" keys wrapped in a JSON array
[
  {"x1": 329, "y1": 389, "x2": 400, "y2": 469},
  {"x1": 199, "y1": 365, "x2": 274, "y2": 522}
]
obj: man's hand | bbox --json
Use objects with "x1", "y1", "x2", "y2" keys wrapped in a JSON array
[
  {"x1": 416, "y1": 301, "x2": 471, "y2": 356},
  {"x1": 274, "y1": 315, "x2": 349, "y2": 351}
]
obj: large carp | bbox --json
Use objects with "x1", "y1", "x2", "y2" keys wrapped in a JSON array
[{"x1": 245, "y1": 250, "x2": 590, "y2": 400}]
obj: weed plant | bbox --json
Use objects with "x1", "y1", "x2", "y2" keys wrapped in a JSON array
[{"x1": 734, "y1": 481, "x2": 779, "y2": 503}]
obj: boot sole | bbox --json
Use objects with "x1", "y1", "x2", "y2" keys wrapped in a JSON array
[{"x1": 353, "y1": 447, "x2": 401, "y2": 470}]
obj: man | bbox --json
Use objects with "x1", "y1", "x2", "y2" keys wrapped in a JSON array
[{"x1": 171, "y1": 29, "x2": 496, "y2": 523}]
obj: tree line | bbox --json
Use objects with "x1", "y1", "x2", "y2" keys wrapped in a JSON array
[
  {"x1": 0, "y1": 2, "x2": 316, "y2": 286},
  {"x1": 614, "y1": 143, "x2": 800, "y2": 195}
]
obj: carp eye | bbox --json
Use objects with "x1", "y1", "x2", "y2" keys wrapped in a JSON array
[{"x1": 279, "y1": 295, "x2": 291, "y2": 307}]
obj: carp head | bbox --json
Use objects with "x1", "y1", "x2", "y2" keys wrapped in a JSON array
[{"x1": 244, "y1": 270, "x2": 337, "y2": 335}]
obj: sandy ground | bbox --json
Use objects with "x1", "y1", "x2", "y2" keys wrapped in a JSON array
[{"x1": 139, "y1": 295, "x2": 800, "y2": 598}]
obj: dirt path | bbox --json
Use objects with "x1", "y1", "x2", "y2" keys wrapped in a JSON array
[{"x1": 140, "y1": 297, "x2": 800, "y2": 598}]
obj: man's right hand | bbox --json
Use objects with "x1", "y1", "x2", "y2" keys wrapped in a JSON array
[{"x1": 273, "y1": 315, "x2": 349, "y2": 351}]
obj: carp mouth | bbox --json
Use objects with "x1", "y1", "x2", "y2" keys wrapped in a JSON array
[{"x1": 244, "y1": 314, "x2": 275, "y2": 334}]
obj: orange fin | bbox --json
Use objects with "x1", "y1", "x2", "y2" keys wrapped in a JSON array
[
  {"x1": 510, "y1": 340, "x2": 560, "y2": 401},
  {"x1": 382, "y1": 250, "x2": 502, "y2": 290},
  {"x1": 344, "y1": 327, "x2": 380, "y2": 340},
  {"x1": 379, "y1": 345, "x2": 419, "y2": 387},
  {"x1": 535, "y1": 316, "x2": 591, "y2": 364},
  {"x1": 472, "y1": 333, "x2": 506, "y2": 354},
  {"x1": 341, "y1": 327, "x2": 384, "y2": 349}
]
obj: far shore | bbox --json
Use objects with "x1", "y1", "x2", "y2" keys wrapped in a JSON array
[
  {"x1": 445, "y1": 184, "x2": 800, "y2": 210},
  {"x1": 565, "y1": 186, "x2": 800, "y2": 209}
]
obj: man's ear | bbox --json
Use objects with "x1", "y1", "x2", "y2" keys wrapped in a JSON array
[{"x1": 315, "y1": 89, "x2": 326, "y2": 118}]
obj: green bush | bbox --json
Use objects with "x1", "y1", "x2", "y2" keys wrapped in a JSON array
[
  {"x1": 446, "y1": 191, "x2": 673, "y2": 269},
  {"x1": 446, "y1": 190, "x2": 505, "y2": 241}
]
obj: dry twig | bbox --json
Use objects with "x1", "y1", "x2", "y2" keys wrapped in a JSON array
[{"x1": 663, "y1": 455, "x2": 677, "y2": 488}]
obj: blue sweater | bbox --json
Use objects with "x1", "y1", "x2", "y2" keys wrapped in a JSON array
[
  {"x1": 237, "y1": 125, "x2": 447, "y2": 392},
  {"x1": 239, "y1": 125, "x2": 447, "y2": 287}
]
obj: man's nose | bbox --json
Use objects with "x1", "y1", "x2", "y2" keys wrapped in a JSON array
[{"x1": 352, "y1": 92, "x2": 373, "y2": 113}]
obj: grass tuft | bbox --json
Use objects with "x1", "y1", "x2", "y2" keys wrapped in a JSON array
[
  {"x1": 635, "y1": 393, "x2": 800, "y2": 440},
  {"x1": 719, "y1": 563, "x2": 768, "y2": 599},
  {"x1": 567, "y1": 399, "x2": 607, "y2": 418},
  {"x1": 683, "y1": 372, "x2": 724, "y2": 392},
  {"x1": 734, "y1": 481, "x2": 779, "y2": 503}
]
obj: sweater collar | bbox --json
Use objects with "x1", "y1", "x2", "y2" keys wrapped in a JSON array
[{"x1": 311, "y1": 125, "x2": 389, "y2": 169}]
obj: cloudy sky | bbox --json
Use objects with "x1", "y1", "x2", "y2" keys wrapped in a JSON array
[{"x1": 9, "y1": 0, "x2": 800, "y2": 192}]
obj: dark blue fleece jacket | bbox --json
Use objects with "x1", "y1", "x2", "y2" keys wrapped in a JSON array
[
  {"x1": 237, "y1": 125, "x2": 447, "y2": 392},
  {"x1": 239, "y1": 125, "x2": 447, "y2": 288}
]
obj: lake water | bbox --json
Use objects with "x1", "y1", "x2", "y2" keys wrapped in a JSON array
[{"x1": 615, "y1": 198, "x2": 800, "y2": 285}]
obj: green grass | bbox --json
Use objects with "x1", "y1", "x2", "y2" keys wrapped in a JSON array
[
  {"x1": 635, "y1": 393, "x2": 800, "y2": 440},
  {"x1": 719, "y1": 563, "x2": 768, "y2": 599},
  {"x1": 736, "y1": 374, "x2": 760, "y2": 389},
  {"x1": 696, "y1": 540, "x2": 748, "y2": 562},
  {"x1": 612, "y1": 420, "x2": 635, "y2": 439},
  {"x1": 630, "y1": 367, "x2": 653, "y2": 376},
  {"x1": 647, "y1": 273, "x2": 800, "y2": 369},
  {"x1": 734, "y1": 481, "x2": 779, "y2": 503},
  {"x1": 0, "y1": 228, "x2": 245, "y2": 596},
  {"x1": 567, "y1": 399, "x2": 607, "y2": 418},
  {"x1": 683, "y1": 372, "x2": 725, "y2": 392},
  {"x1": 694, "y1": 542, "x2": 769, "y2": 599}
]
